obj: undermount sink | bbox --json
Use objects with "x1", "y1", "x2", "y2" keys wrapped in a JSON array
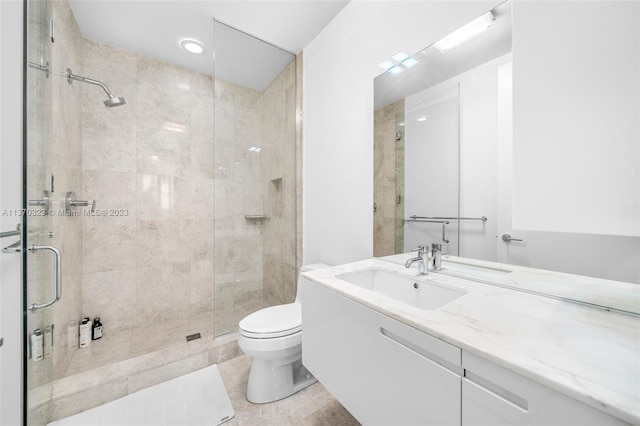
[{"x1": 336, "y1": 268, "x2": 465, "y2": 310}]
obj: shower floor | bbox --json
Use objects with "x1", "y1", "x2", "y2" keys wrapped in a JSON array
[{"x1": 29, "y1": 296, "x2": 281, "y2": 425}]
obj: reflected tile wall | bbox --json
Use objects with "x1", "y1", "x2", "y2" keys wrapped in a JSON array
[
  {"x1": 373, "y1": 100, "x2": 404, "y2": 257},
  {"x1": 82, "y1": 40, "x2": 215, "y2": 334}
]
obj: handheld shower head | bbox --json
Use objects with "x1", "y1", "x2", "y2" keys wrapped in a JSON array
[{"x1": 66, "y1": 68, "x2": 126, "y2": 108}]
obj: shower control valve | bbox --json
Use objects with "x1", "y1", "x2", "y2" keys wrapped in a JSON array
[{"x1": 65, "y1": 191, "x2": 96, "y2": 214}]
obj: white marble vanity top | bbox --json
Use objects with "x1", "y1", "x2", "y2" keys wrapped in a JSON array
[{"x1": 302, "y1": 255, "x2": 640, "y2": 425}]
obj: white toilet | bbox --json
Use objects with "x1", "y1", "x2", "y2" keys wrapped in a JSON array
[{"x1": 238, "y1": 264, "x2": 328, "y2": 404}]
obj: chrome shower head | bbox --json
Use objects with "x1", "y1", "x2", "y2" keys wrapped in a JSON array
[
  {"x1": 67, "y1": 68, "x2": 126, "y2": 108},
  {"x1": 104, "y1": 96, "x2": 127, "y2": 108}
]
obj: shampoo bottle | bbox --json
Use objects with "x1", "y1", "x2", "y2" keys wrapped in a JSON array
[
  {"x1": 92, "y1": 317, "x2": 103, "y2": 340},
  {"x1": 43, "y1": 326, "x2": 52, "y2": 358},
  {"x1": 79, "y1": 318, "x2": 91, "y2": 348},
  {"x1": 31, "y1": 329, "x2": 43, "y2": 362}
]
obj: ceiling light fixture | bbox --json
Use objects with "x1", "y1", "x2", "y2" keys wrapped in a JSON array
[
  {"x1": 180, "y1": 39, "x2": 205, "y2": 55},
  {"x1": 434, "y1": 11, "x2": 495, "y2": 53}
]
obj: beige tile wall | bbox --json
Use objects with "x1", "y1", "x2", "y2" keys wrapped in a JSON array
[
  {"x1": 81, "y1": 40, "x2": 215, "y2": 335},
  {"x1": 373, "y1": 100, "x2": 404, "y2": 257},
  {"x1": 261, "y1": 60, "x2": 297, "y2": 304},
  {"x1": 213, "y1": 59, "x2": 298, "y2": 335}
]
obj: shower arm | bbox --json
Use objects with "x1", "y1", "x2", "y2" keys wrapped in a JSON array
[{"x1": 66, "y1": 68, "x2": 114, "y2": 97}]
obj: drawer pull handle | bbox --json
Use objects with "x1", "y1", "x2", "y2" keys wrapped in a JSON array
[
  {"x1": 465, "y1": 371, "x2": 529, "y2": 411},
  {"x1": 380, "y1": 327, "x2": 462, "y2": 375}
]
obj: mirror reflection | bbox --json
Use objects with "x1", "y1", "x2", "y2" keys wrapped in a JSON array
[{"x1": 373, "y1": 1, "x2": 639, "y2": 284}]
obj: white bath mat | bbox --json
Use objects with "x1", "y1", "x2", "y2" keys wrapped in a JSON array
[{"x1": 48, "y1": 364, "x2": 235, "y2": 426}]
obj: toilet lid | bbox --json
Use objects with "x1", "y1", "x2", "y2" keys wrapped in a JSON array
[{"x1": 239, "y1": 303, "x2": 301, "y2": 339}]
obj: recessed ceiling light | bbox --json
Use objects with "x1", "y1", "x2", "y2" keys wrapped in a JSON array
[
  {"x1": 417, "y1": 116, "x2": 428, "y2": 122},
  {"x1": 180, "y1": 39, "x2": 205, "y2": 54}
]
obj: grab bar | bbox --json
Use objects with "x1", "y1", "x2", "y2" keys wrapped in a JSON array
[
  {"x1": 404, "y1": 218, "x2": 450, "y2": 243},
  {"x1": 410, "y1": 215, "x2": 487, "y2": 223},
  {"x1": 27, "y1": 245, "x2": 62, "y2": 313}
]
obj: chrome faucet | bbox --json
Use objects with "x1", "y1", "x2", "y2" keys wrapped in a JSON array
[
  {"x1": 430, "y1": 243, "x2": 442, "y2": 271},
  {"x1": 405, "y1": 245, "x2": 429, "y2": 275}
]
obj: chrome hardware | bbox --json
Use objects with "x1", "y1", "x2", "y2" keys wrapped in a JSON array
[
  {"x1": 0, "y1": 337, "x2": 3, "y2": 347},
  {"x1": 396, "y1": 195, "x2": 401, "y2": 205},
  {"x1": 29, "y1": 190, "x2": 51, "y2": 213},
  {"x1": 2, "y1": 240, "x2": 21, "y2": 254},
  {"x1": 405, "y1": 217, "x2": 450, "y2": 244},
  {"x1": 406, "y1": 245, "x2": 429, "y2": 275},
  {"x1": 413, "y1": 283, "x2": 418, "y2": 289},
  {"x1": 502, "y1": 234, "x2": 523, "y2": 243},
  {"x1": 28, "y1": 61, "x2": 51, "y2": 78},
  {"x1": 49, "y1": 19, "x2": 55, "y2": 43},
  {"x1": 27, "y1": 245, "x2": 62, "y2": 312},
  {"x1": 65, "y1": 191, "x2": 96, "y2": 214},
  {"x1": 430, "y1": 243, "x2": 446, "y2": 271},
  {"x1": 2, "y1": 224, "x2": 22, "y2": 253},
  {"x1": 0, "y1": 223, "x2": 21, "y2": 239}
]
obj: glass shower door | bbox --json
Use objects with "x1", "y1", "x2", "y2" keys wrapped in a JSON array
[{"x1": 24, "y1": 0, "x2": 84, "y2": 424}]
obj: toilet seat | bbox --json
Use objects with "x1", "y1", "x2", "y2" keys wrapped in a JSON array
[{"x1": 239, "y1": 303, "x2": 301, "y2": 339}]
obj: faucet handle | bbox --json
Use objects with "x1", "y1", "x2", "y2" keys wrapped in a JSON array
[{"x1": 411, "y1": 245, "x2": 427, "y2": 255}]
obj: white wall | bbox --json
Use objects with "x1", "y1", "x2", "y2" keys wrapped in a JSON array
[
  {"x1": 404, "y1": 85, "x2": 460, "y2": 254},
  {"x1": 0, "y1": 1, "x2": 24, "y2": 424},
  {"x1": 302, "y1": 0, "x2": 501, "y2": 266},
  {"x1": 512, "y1": 1, "x2": 639, "y2": 237}
]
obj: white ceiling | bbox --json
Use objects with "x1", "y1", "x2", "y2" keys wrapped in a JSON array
[{"x1": 69, "y1": 0, "x2": 349, "y2": 91}]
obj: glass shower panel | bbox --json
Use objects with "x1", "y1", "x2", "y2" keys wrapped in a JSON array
[
  {"x1": 24, "y1": 1, "x2": 57, "y2": 424},
  {"x1": 213, "y1": 21, "x2": 297, "y2": 336}
]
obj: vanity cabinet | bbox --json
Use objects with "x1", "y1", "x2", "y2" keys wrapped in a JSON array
[
  {"x1": 302, "y1": 278, "x2": 634, "y2": 426},
  {"x1": 301, "y1": 279, "x2": 462, "y2": 426},
  {"x1": 462, "y1": 352, "x2": 630, "y2": 426}
]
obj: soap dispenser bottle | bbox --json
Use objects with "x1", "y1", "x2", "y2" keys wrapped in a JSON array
[{"x1": 92, "y1": 317, "x2": 103, "y2": 340}]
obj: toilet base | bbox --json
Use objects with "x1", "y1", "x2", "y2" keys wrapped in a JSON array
[{"x1": 246, "y1": 358, "x2": 317, "y2": 404}]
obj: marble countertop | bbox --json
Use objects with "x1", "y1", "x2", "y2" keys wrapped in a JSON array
[{"x1": 302, "y1": 255, "x2": 640, "y2": 425}]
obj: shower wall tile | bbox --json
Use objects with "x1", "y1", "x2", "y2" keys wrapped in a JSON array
[
  {"x1": 260, "y1": 60, "x2": 297, "y2": 304},
  {"x1": 82, "y1": 217, "x2": 137, "y2": 274},
  {"x1": 82, "y1": 269, "x2": 137, "y2": 332},
  {"x1": 136, "y1": 219, "x2": 191, "y2": 266},
  {"x1": 136, "y1": 174, "x2": 190, "y2": 220},
  {"x1": 82, "y1": 42, "x2": 216, "y2": 335},
  {"x1": 135, "y1": 262, "x2": 191, "y2": 324},
  {"x1": 190, "y1": 219, "x2": 214, "y2": 262},
  {"x1": 137, "y1": 55, "x2": 192, "y2": 92},
  {"x1": 190, "y1": 176, "x2": 214, "y2": 220}
]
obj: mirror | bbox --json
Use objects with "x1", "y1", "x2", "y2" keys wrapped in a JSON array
[{"x1": 373, "y1": 0, "x2": 640, "y2": 284}]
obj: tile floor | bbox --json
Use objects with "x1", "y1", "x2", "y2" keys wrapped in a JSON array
[{"x1": 218, "y1": 355, "x2": 361, "y2": 426}]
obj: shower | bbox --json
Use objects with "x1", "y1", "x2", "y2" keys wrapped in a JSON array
[{"x1": 66, "y1": 68, "x2": 126, "y2": 107}]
